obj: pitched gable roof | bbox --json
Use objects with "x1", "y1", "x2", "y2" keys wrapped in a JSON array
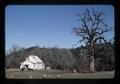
[{"x1": 29, "y1": 55, "x2": 43, "y2": 63}]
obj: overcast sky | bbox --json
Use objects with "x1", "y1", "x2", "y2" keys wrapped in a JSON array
[{"x1": 5, "y1": 5, "x2": 114, "y2": 51}]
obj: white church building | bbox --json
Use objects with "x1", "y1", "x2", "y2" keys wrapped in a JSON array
[{"x1": 20, "y1": 55, "x2": 45, "y2": 70}]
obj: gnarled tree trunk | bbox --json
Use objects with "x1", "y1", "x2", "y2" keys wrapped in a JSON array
[{"x1": 89, "y1": 56, "x2": 95, "y2": 72}]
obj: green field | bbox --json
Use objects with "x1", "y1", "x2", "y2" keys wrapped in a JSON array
[{"x1": 6, "y1": 69, "x2": 114, "y2": 79}]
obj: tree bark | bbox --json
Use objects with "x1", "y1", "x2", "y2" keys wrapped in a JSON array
[
  {"x1": 89, "y1": 42, "x2": 95, "y2": 72},
  {"x1": 90, "y1": 56, "x2": 95, "y2": 72}
]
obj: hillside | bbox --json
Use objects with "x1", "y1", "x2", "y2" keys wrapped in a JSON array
[{"x1": 6, "y1": 42, "x2": 114, "y2": 72}]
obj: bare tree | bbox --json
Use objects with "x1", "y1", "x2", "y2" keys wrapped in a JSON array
[
  {"x1": 72, "y1": 8, "x2": 112, "y2": 72},
  {"x1": 6, "y1": 44, "x2": 25, "y2": 68}
]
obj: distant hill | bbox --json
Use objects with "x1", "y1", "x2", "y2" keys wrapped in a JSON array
[
  {"x1": 6, "y1": 46, "x2": 75, "y2": 70},
  {"x1": 6, "y1": 42, "x2": 114, "y2": 71}
]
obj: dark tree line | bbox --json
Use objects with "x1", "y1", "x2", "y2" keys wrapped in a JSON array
[
  {"x1": 71, "y1": 42, "x2": 114, "y2": 72},
  {"x1": 6, "y1": 42, "x2": 114, "y2": 72},
  {"x1": 6, "y1": 45, "x2": 75, "y2": 70}
]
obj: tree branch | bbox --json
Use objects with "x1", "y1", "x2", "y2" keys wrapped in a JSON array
[
  {"x1": 93, "y1": 37, "x2": 107, "y2": 44},
  {"x1": 86, "y1": 9, "x2": 94, "y2": 25}
]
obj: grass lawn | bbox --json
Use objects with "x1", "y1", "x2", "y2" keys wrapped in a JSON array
[{"x1": 5, "y1": 69, "x2": 114, "y2": 79}]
